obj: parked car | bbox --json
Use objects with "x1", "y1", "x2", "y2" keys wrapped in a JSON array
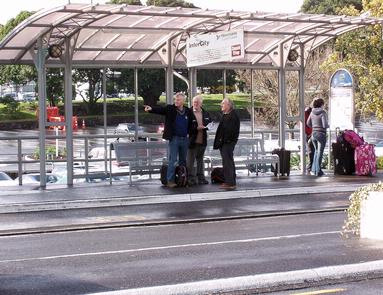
[
  {"x1": 0, "y1": 172, "x2": 15, "y2": 186},
  {"x1": 114, "y1": 123, "x2": 146, "y2": 141},
  {"x1": 15, "y1": 173, "x2": 58, "y2": 184}
]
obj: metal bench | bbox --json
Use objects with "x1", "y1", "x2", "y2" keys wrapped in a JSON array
[
  {"x1": 109, "y1": 140, "x2": 168, "y2": 185},
  {"x1": 204, "y1": 138, "x2": 280, "y2": 176},
  {"x1": 109, "y1": 137, "x2": 280, "y2": 185}
]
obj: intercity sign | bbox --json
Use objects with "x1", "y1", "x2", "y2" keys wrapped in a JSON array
[{"x1": 186, "y1": 30, "x2": 244, "y2": 67}]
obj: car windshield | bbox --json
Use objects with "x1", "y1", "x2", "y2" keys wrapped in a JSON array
[{"x1": 0, "y1": 172, "x2": 11, "y2": 181}]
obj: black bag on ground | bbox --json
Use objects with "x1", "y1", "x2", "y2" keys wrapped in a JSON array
[
  {"x1": 211, "y1": 167, "x2": 225, "y2": 184},
  {"x1": 332, "y1": 141, "x2": 355, "y2": 175},
  {"x1": 161, "y1": 164, "x2": 188, "y2": 186},
  {"x1": 175, "y1": 165, "x2": 188, "y2": 187},
  {"x1": 271, "y1": 148, "x2": 291, "y2": 176},
  {"x1": 160, "y1": 164, "x2": 168, "y2": 185}
]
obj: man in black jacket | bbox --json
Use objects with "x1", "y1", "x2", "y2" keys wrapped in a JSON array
[
  {"x1": 187, "y1": 95, "x2": 212, "y2": 186},
  {"x1": 144, "y1": 93, "x2": 191, "y2": 188},
  {"x1": 213, "y1": 98, "x2": 240, "y2": 190}
]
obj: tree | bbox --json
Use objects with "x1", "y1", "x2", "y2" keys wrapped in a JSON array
[
  {"x1": 106, "y1": 0, "x2": 142, "y2": 4},
  {"x1": 0, "y1": 11, "x2": 36, "y2": 93},
  {"x1": 74, "y1": 69, "x2": 103, "y2": 114},
  {"x1": 146, "y1": 0, "x2": 197, "y2": 8},
  {"x1": 46, "y1": 69, "x2": 64, "y2": 106},
  {"x1": 236, "y1": 46, "x2": 333, "y2": 128},
  {"x1": 300, "y1": 0, "x2": 362, "y2": 14},
  {"x1": 320, "y1": 1, "x2": 383, "y2": 120}
]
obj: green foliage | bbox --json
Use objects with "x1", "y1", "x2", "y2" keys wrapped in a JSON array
[
  {"x1": 33, "y1": 145, "x2": 66, "y2": 160},
  {"x1": 300, "y1": 0, "x2": 362, "y2": 14},
  {"x1": 107, "y1": 0, "x2": 142, "y2": 4},
  {"x1": 343, "y1": 182, "x2": 383, "y2": 237},
  {"x1": 376, "y1": 156, "x2": 383, "y2": 169},
  {"x1": 146, "y1": 0, "x2": 197, "y2": 8},
  {"x1": 74, "y1": 69, "x2": 103, "y2": 114},
  {"x1": 46, "y1": 69, "x2": 64, "y2": 107},
  {"x1": 0, "y1": 95, "x2": 20, "y2": 114},
  {"x1": 0, "y1": 11, "x2": 36, "y2": 88}
]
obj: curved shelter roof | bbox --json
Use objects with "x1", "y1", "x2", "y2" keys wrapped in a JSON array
[{"x1": 0, "y1": 3, "x2": 381, "y2": 68}]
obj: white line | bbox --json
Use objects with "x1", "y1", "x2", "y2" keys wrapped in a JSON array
[{"x1": 0, "y1": 231, "x2": 339, "y2": 264}]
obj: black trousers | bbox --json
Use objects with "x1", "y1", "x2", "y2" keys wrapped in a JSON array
[{"x1": 220, "y1": 142, "x2": 236, "y2": 186}]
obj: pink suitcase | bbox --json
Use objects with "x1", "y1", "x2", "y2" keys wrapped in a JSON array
[{"x1": 354, "y1": 143, "x2": 376, "y2": 176}]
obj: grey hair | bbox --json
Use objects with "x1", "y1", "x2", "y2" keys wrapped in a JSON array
[
  {"x1": 192, "y1": 95, "x2": 203, "y2": 104},
  {"x1": 223, "y1": 98, "x2": 234, "y2": 110},
  {"x1": 174, "y1": 92, "x2": 186, "y2": 101}
]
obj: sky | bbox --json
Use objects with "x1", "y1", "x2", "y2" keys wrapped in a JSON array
[{"x1": 0, "y1": 0, "x2": 304, "y2": 24}]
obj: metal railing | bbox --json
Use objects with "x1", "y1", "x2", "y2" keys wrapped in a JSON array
[{"x1": 0, "y1": 129, "x2": 302, "y2": 185}]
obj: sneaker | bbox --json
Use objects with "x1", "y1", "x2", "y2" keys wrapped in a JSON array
[
  {"x1": 187, "y1": 180, "x2": 196, "y2": 186},
  {"x1": 166, "y1": 181, "x2": 177, "y2": 188},
  {"x1": 198, "y1": 179, "x2": 209, "y2": 185}
]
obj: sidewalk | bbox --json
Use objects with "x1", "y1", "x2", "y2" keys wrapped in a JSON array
[{"x1": 0, "y1": 172, "x2": 381, "y2": 214}]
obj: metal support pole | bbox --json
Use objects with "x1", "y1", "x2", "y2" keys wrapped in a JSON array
[
  {"x1": 103, "y1": 68, "x2": 107, "y2": 173},
  {"x1": 250, "y1": 69, "x2": 255, "y2": 138},
  {"x1": 165, "y1": 40, "x2": 174, "y2": 105},
  {"x1": 299, "y1": 44, "x2": 306, "y2": 174},
  {"x1": 188, "y1": 68, "x2": 197, "y2": 107},
  {"x1": 36, "y1": 38, "x2": 47, "y2": 188},
  {"x1": 223, "y1": 69, "x2": 227, "y2": 99},
  {"x1": 134, "y1": 68, "x2": 139, "y2": 141},
  {"x1": 278, "y1": 44, "x2": 286, "y2": 148},
  {"x1": 64, "y1": 38, "x2": 74, "y2": 186}
]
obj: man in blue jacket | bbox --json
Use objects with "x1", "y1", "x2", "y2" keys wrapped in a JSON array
[{"x1": 144, "y1": 93, "x2": 191, "y2": 188}]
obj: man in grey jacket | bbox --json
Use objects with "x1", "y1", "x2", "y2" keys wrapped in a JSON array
[{"x1": 306, "y1": 98, "x2": 329, "y2": 177}]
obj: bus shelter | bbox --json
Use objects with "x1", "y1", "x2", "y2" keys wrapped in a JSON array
[{"x1": 0, "y1": 3, "x2": 381, "y2": 187}]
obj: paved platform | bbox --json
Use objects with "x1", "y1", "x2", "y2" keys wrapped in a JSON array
[{"x1": 0, "y1": 171, "x2": 381, "y2": 213}]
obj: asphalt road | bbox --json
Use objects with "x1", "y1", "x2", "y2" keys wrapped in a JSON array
[
  {"x1": 274, "y1": 278, "x2": 383, "y2": 295},
  {"x1": 0, "y1": 192, "x2": 349, "y2": 234},
  {"x1": 1, "y1": 211, "x2": 383, "y2": 295}
]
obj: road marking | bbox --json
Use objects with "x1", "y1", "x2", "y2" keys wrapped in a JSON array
[
  {"x1": 292, "y1": 288, "x2": 346, "y2": 295},
  {"x1": 0, "y1": 230, "x2": 339, "y2": 264}
]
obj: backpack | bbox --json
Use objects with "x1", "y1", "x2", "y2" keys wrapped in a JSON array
[
  {"x1": 342, "y1": 130, "x2": 364, "y2": 148},
  {"x1": 211, "y1": 167, "x2": 225, "y2": 184},
  {"x1": 175, "y1": 165, "x2": 188, "y2": 187}
]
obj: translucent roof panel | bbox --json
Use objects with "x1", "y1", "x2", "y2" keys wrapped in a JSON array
[{"x1": 0, "y1": 3, "x2": 381, "y2": 68}]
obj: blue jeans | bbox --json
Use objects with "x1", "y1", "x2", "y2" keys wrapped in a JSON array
[
  {"x1": 311, "y1": 131, "x2": 326, "y2": 176},
  {"x1": 167, "y1": 136, "x2": 188, "y2": 182}
]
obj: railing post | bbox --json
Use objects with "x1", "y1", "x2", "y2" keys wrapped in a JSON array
[{"x1": 17, "y1": 138, "x2": 22, "y2": 186}]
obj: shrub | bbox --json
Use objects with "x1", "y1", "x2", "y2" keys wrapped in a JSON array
[
  {"x1": 0, "y1": 95, "x2": 20, "y2": 115},
  {"x1": 33, "y1": 145, "x2": 66, "y2": 160},
  {"x1": 343, "y1": 182, "x2": 383, "y2": 237}
]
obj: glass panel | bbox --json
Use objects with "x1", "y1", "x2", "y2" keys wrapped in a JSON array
[
  {"x1": 0, "y1": 50, "x2": 21, "y2": 60},
  {"x1": 7, "y1": 27, "x2": 47, "y2": 47},
  {"x1": 95, "y1": 50, "x2": 125, "y2": 61},
  {"x1": 34, "y1": 12, "x2": 73, "y2": 25}
]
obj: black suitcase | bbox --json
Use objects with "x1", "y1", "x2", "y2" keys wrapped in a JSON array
[
  {"x1": 271, "y1": 148, "x2": 291, "y2": 176},
  {"x1": 211, "y1": 167, "x2": 225, "y2": 183},
  {"x1": 332, "y1": 141, "x2": 355, "y2": 175}
]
